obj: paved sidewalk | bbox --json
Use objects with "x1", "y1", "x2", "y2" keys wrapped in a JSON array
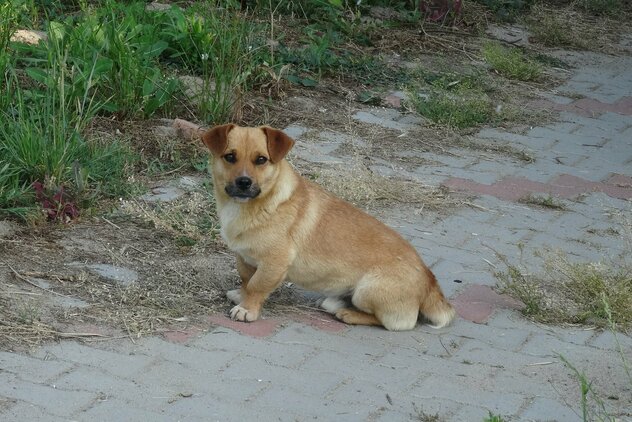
[{"x1": 2, "y1": 45, "x2": 632, "y2": 422}]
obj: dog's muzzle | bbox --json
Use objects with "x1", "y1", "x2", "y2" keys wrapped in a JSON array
[{"x1": 225, "y1": 176, "x2": 261, "y2": 202}]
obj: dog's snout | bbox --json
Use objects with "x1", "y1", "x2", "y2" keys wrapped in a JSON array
[{"x1": 235, "y1": 176, "x2": 252, "y2": 190}]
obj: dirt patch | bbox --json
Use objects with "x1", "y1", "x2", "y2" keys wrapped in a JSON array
[{"x1": 0, "y1": 217, "x2": 234, "y2": 350}]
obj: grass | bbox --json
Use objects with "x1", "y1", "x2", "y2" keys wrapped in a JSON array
[
  {"x1": 497, "y1": 251, "x2": 632, "y2": 329},
  {"x1": 519, "y1": 194, "x2": 567, "y2": 210},
  {"x1": 1, "y1": 0, "x2": 258, "y2": 218},
  {"x1": 482, "y1": 42, "x2": 542, "y2": 82},
  {"x1": 0, "y1": 56, "x2": 137, "y2": 219},
  {"x1": 483, "y1": 413, "x2": 506, "y2": 422},
  {"x1": 525, "y1": 4, "x2": 625, "y2": 51},
  {"x1": 558, "y1": 298, "x2": 632, "y2": 422},
  {"x1": 576, "y1": 0, "x2": 624, "y2": 15},
  {"x1": 405, "y1": 72, "x2": 497, "y2": 129}
]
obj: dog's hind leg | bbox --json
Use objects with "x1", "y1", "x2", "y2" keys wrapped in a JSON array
[
  {"x1": 319, "y1": 297, "x2": 346, "y2": 314},
  {"x1": 335, "y1": 308, "x2": 382, "y2": 327}
]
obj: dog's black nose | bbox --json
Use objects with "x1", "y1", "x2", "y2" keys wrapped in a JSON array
[{"x1": 235, "y1": 177, "x2": 252, "y2": 190}]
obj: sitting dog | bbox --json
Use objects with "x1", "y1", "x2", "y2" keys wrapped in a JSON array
[{"x1": 201, "y1": 124, "x2": 455, "y2": 331}]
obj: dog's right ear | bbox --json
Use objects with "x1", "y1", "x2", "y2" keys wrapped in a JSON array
[{"x1": 201, "y1": 124, "x2": 235, "y2": 156}]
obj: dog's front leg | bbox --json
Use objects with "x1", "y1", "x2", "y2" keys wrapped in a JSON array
[
  {"x1": 229, "y1": 262, "x2": 288, "y2": 322},
  {"x1": 226, "y1": 255, "x2": 256, "y2": 305}
]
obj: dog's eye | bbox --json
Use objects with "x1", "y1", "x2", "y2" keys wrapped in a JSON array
[
  {"x1": 254, "y1": 156, "x2": 268, "y2": 165},
  {"x1": 223, "y1": 153, "x2": 236, "y2": 163}
]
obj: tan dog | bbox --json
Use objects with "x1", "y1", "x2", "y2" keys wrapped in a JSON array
[{"x1": 201, "y1": 124, "x2": 455, "y2": 331}]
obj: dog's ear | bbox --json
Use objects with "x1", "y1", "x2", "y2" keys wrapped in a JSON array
[
  {"x1": 201, "y1": 124, "x2": 235, "y2": 156},
  {"x1": 261, "y1": 127, "x2": 295, "y2": 163}
]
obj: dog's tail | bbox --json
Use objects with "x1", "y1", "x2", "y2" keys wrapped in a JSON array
[{"x1": 419, "y1": 267, "x2": 456, "y2": 329}]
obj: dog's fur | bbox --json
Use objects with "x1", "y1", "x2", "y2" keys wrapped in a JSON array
[{"x1": 201, "y1": 124, "x2": 455, "y2": 331}]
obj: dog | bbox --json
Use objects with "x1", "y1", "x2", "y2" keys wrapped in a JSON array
[{"x1": 201, "y1": 124, "x2": 455, "y2": 331}]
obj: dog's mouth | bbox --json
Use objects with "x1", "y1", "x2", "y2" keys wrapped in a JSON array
[{"x1": 225, "y1": 184, "x2": 261, "y2": 202}]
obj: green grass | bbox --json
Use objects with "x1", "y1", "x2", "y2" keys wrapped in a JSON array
[
  {"x1": 482, "y1": 42, "x2": 542, "y2": 82},
  {"x1": 0, "y1": 63, "x2": 138, "y2": 219},
  {"x1": 483, "y1": 413, "x2": 506, "y2": 422},
  {"x1": 406, "y1": 73, "x2": 495, "y2": 129},
  {"x1": 1, "y1": 0, "x2": 259, "y2": 217}
]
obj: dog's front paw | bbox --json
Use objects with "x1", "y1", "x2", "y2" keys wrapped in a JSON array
[
  {"x1": 226, "y1": 289, "x2": 242, "y2": 304},
  {"x1": 229, "y1": 304, "x2": 259, "y2": 322}
]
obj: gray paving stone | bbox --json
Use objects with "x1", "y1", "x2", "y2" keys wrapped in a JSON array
[
  {"x1": 222, "y1": 354, "x2": 342, "y2": 398},
  {"x1": 124, "y1": 336, "x2": 236, "y2": 368},
  {"x1": 410, "y1": 374, "x2": 526, "y2": 415},
  {"x1": 476, "y1": 129, "x2": 557, "y2": 150},
  {"x1": 353, "y1": 110, "x2": 412, "y2": 131},
  {"x1": 271, "y1": 323, "x2": 391, "y2": 355},
  {"x1": 162, "y1": 394, "x2": 258, "y2": 421},
  {"x1": 192, "y1": 329, "x2": 315, "y2": 369},
  {"x1": 252, "y1": 387, "x2": 374, "y2": 421},
  {"x1": 0, "y1": 372, "x2": 95, "y2": 417},
  {"x1": 53, "y1": 362, "x2": 206, "y2": 413},
  {"x1": 448, "y1": 319, "x2": 531, "y2": 351},
  {"x1": 519, "y1": 397, "x2": 581, "y2": 422},
  {"x1": 77, "y1": 398, "x2": 175, "y2": 421},
  {"x1": 450, "y1": 404, "x2": 504, "y2": 422},
  {"x1": 0, "y1": 401, "x2": 69, "y2": 422},
  {"x1": 33, "y1": 341, "x2": 153, "y2": 379},
  {"x1": 299, "y1": 349, "x2": 421, "y2": 389},
  {"x1": 451, "y1": 338, "x2": 555, "y2": 369},
  {"x1": 282, "y1": 124, "x2": 310, "y2": 139},
  {"x1": 588, "y1": 330, "x2": 632, "y2": 351},
  {"x1": 0, "y1": 351, "x2": 74, "y2": 384}
]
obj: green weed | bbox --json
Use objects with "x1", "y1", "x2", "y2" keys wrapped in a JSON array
[
  {"x1": 406, "y1": 73, "x2": 495, "y2": 128},
  {"x1": 0, "y1": 60, "x2": 137, "y2": 218},
  {"x1": 482, "y1": 42, "x2": 542, "y2": 82},
  {"x1": 483, "y1": 413, "x2": 506, "y2": 422}
]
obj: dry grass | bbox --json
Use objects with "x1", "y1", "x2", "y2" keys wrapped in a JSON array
[
  {"x1": 497, "y1": 246, "x2": 632, "y2": 330},
  {"x1": 526, "y1": 5, "x2": 628, "y2": 52},
  {"x1": 306, "y1": 158, "x2": 456, "y2": 211},
  {"x1": 519, "y1": 194, "x2": 567, "y2": 210}
]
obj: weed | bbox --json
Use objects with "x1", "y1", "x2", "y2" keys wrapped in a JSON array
[
  {"x1": 483, "y1": 412, "x2": 506, "y2": 422},
  {"x1": 0, "y1": 60, "x2": 137, "y2": 218},
  {"x1": 576, "y1": 0, "x2": 623, "y2": 16},
  {"x1": 405, "y1": 71, "x2": 499, "y2": 129},
  {"x1": 497, "y1": 251, "x2": 632, "y2": 329},
  {"x1": 156, "y1": 2, "x2": 255, "y2": 123},
  {"x1": 557, "y1": 298, "x2": 631, "y2": 422},
  {"x1": 519, "y1": 194, "x2": 566, "y2": 210},
  {"x1": 482, "y1": 42, "x2": 542, "y2": 82},
  {"x1": 525, "y1": 5, "x2": 617, "y2": 51}
]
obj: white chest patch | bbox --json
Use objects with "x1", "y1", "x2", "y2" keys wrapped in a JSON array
[{"x1": 218, "y1": 201, "x2": 242, "y2": 245}]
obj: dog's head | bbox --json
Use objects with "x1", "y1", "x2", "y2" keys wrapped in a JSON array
[{"x1": 201, "y1": 124, "x2": 295, "y2": 203}]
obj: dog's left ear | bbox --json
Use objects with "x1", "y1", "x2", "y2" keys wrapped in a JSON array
[
  {"x1": 261, "y1": 127, "x2": 295, "y2": 163},
  {"x1": 201, "y1": 124, "x2": 235, "y2": 156}
]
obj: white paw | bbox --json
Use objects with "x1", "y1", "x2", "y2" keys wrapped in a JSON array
[
  {"x1": 320, "y1": 297, "x2": 346, "y2": 314},
  {"x1": 226, "y1": 289, "x2": 242, "y2": 304},
  {"x1": 229, "y1": 304, "x2": 258, "y2": 322}
]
